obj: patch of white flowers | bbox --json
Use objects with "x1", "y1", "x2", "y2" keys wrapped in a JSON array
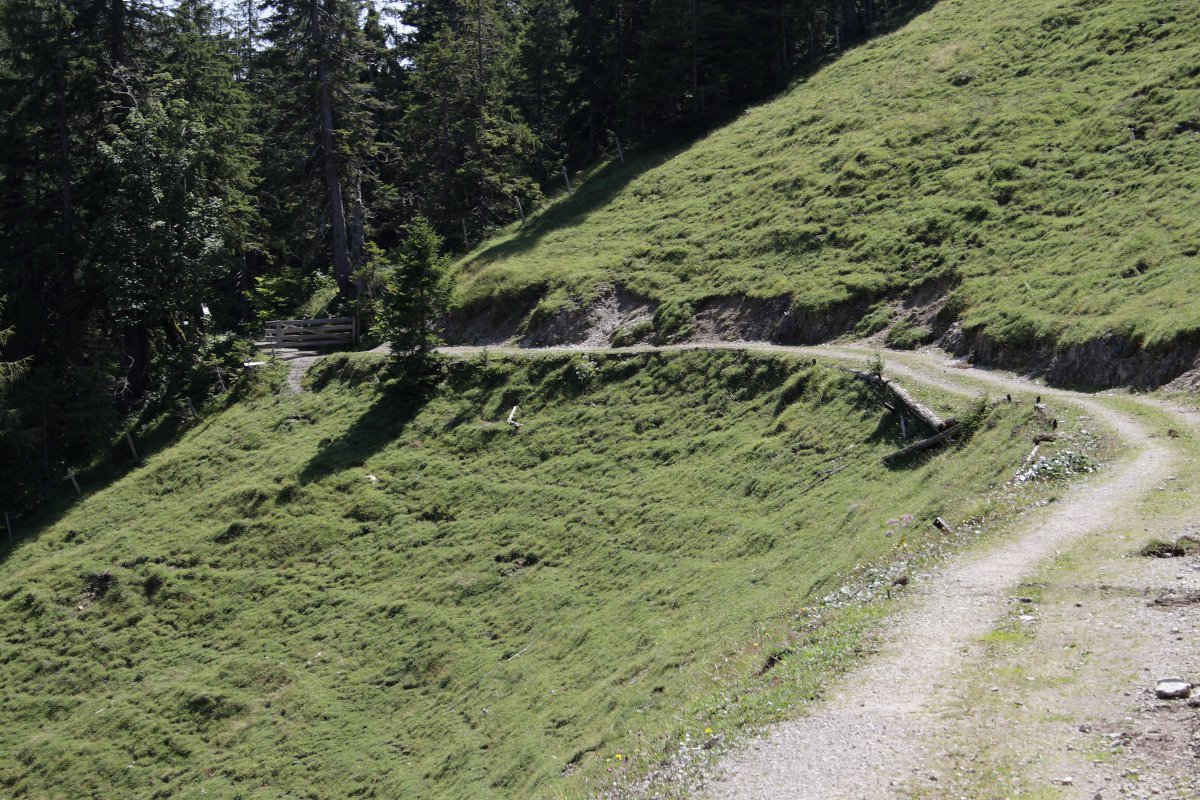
[{"x1": 1014, "y1": 449, "x2": 1097, "y2": 484}]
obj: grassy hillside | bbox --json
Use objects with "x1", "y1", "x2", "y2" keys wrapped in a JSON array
[
  {"x1": 454, "y1": 0, "x2": 1200, "y2": 363},
  {"x1": 0, "y1": 351, "x2": 1063, "y2": 798}
]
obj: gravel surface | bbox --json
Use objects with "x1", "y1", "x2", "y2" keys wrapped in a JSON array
[{"x1": 703, "y1": 348, "x2": 1199, "y2": 800}]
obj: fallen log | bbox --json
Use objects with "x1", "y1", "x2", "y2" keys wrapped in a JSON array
[
  {"x1": 880, "y1": 378, "x2": 953, "y2": 432},
  {"x1": 882, "y1": 425, "x2": 962, "y2": 463},
  {"x1": 849, "y1": 369, "x2": 953, "y2": 432}
]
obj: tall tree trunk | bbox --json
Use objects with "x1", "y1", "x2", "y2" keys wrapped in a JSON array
[
  {"x1": 54, "y1": 17, "x2": 80, "y2": 345},
  {"x1": 56, "y1": 67, "x2": 74, "y2": 246},
  {"x1": 110, "y1": 0, "x2": 126, "y2": 63},
  {"x1": 350, "y1": 170, "x2": 368, "y2": 296},
  {"x1": 122, "y1": 311, "x2": 150, "y2": 407},
  {"x1": 689, "y1": 0, "x2": 698, "y2": 98},
  {"x1": 840, "y1": 0, "x2": 864, "y2": 47},
  {"x1": 312, "y1": 0, "x2": 352, "y2": 294}
]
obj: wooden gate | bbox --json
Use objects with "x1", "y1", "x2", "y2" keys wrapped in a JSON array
[{"x1": 263, "y1": 317, "x2": 358, "y2": 350}]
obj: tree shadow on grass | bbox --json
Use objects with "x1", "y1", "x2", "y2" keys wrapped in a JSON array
[
  {"x1": 298, "y1": 377, "x2": 436, "y2": 485},
  {"x1": 0, "y1": 377, "x2": 260, "y2": 566},
  {"x1": 461, "y1": 141, "x2": 700, "y2": 267}
]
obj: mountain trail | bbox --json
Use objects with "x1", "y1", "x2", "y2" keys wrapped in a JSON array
[
  {"x1": 702, "y1": 348, "x2": 1199, "y2": 800},
  {"x1": 276, "y1": 341, "x2": 1200, "y2": 798}
]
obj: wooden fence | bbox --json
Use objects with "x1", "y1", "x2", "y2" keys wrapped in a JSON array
[{"x1": 263, "y1": 317, "x2": 358, "y2": 350}]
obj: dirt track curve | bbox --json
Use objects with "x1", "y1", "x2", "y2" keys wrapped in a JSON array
[{"x1": 281, "y1": 342, "x2": 1200, "y2": 799}]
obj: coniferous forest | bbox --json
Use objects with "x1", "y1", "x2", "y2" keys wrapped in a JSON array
[{"x1": 0, "y1": 0, "x2": 897, "y2": 509}]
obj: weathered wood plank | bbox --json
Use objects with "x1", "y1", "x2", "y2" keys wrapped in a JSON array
[
  {"x1": 266, "y1": 317, "x2": 355, "y2": 327},
  {"x1": 267, "y1": 340, "x2": 350, "y2": 347},
  {"x1": 267, "y1": 322, "x2": 354, "y2": 330}
]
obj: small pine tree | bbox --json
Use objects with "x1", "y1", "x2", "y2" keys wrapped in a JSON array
[{"x1": 375, "y1": 218, "x2": 450, "y2": 372}]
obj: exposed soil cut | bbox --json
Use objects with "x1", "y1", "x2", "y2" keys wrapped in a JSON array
[
  {"x1": 441, "y1": 285, "x2": 1200, "y2": 389},
  {"x1": 522, "y1": 285, "x2": 657, "y2": 348}
]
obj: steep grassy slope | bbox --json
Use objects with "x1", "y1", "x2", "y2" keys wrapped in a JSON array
[
  {"x1": 0, "y1": 351, "x2": 1058, "y2": 798},
  {"x1": 454, "y1": 0, "x2": 1200, "y2": 381}
]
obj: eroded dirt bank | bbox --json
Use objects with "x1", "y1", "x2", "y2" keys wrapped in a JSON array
[{"x1": 443, "y1": 287, "x2": 1200, "y2": 390}]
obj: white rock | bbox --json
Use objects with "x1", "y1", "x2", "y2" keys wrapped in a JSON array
[{"x1": 1154, "y1": 679, "x2": 1191, "y2": 700}]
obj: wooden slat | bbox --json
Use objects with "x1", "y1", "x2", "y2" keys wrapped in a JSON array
[
  {"x1": 273, "y1": 339, "x2": 354, "y2": 346},
  {"x1": 262, "y1": 316, "x2": 357, "y2": 351},
  {"x1": 267, "y1": 326, "x2": 354, "y2": 335},
  {"x1": 275, "y1": 339, "x2": 354, "y2": 347},
  {"x1": 272, "y1": 329, "x2": 354, "y2": 337},
  {"x1": 295, "y1": 329, "x2": 354, "y2": 335},
  {"x1": 266, "y1": 317, "x2": 354, "y2": 327}
]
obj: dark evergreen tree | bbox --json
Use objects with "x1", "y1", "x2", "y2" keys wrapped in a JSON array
[
  {"x1": 259, "y1": 0, "x2": 375, "y2": 294},
  {"x1": 374, "y1": 217, "x2": 449, "y2": 368},
  {"x1": 513, "y1": 0, "x2": 577, "y2": 183},
  {"x1": 91, "y1": 0, "x2": 258, "y2": 401},
  {"x1": 399, "y1": 0, "x2": 539, "y2": 243}
]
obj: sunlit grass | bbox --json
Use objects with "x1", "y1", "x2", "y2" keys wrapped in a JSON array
[
  {"x1": 453, "y1": 0, "x2": 1200, "y2": 355},
  {"x1": 0, "y1": 350, "x2": 1051, "y2": 798}
]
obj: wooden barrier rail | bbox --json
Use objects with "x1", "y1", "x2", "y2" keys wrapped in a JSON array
[{"x1": 263, "y1": 317, "x2": 358, "y2": 350}]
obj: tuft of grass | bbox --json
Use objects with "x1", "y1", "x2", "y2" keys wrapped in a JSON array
[
  {"x1": 452, "y1": 0, "x2": 1200, "y2": 358},
  {"x1": 0, "y1": 351, "x2": 1059, "y2": 797},
  {"x1": 1139, "y1": 537, "x2": 1200, "y2": 558}
]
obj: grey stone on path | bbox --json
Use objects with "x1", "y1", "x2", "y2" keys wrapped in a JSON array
[{"x1": 1154, "y1": 679, "x2": 1191, "y2": 700}]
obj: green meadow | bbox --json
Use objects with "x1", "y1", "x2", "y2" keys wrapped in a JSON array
[
  {"x1": 0, "y1": 351, "x2": 1056, "y2": 798},
  {"x1": 455, "y1": 0, "x2": 1200, "y2": 353}
]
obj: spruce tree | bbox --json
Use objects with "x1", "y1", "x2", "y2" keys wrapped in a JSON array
[
  {"x1": 259, "y1": 0, "x2": 375, "y2": 295},
  {"x1": 399, "y1": 0, "x2": 539, "y2": 240},
  {"x1": 375, "y1": 217, "x2": 449, "y2": 370}
]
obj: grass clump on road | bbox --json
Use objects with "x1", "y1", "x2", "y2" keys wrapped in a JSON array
[{"x1": 1, "y1": 351, "x2": 1054, "y2": 797}]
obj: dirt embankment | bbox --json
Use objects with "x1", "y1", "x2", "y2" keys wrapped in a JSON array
[{"x1": 443, "y1": 284, "x2": 1200, "y2": 390}]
